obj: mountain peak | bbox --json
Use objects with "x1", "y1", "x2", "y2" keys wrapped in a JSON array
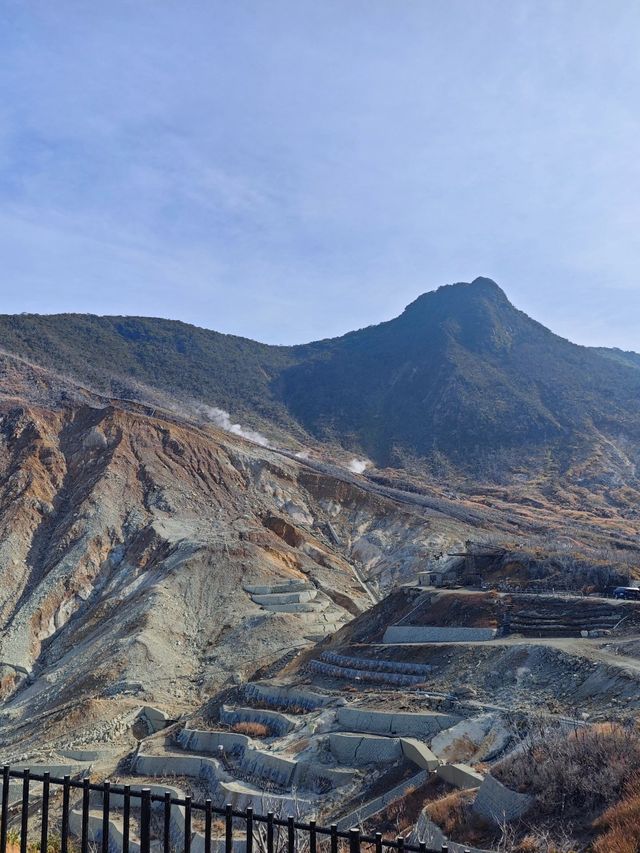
[
  {"x1": 469, "y1": 275, "x2": 505, "y2": 294},
  {"x1": 402, "y1": 276, "x2": 510, "y2": 320}
]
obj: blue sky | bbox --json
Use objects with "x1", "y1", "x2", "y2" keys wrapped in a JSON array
[{"x1": 0, "y1": 1, "x2": 639, "y2": 350}]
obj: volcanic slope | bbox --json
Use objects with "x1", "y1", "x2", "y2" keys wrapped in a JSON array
[
  {"x1": 0, "y1": 354, "x2": 479, "y2": 760},
  {"x1": 0, "y1": 278, "x2": 639, "y2": 481},
  {"x1": 1, "y1": 347, "x2": 639, "y2": 760}
]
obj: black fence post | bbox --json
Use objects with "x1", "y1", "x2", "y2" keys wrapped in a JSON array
[
  {"x1": 349, "y1": 828, "x2": 360, "y2": 853},
  {"x1": 309, "y1": 819, "x2": 317, "y2": 853},
  {"x1": 140, "y1": 788, "x2": 151, "y2": 853},
  {"x1": 246, "y1": 805, "x2": 253, "y2": 853},
  {"x1": 184, "y1": 795, "x2": 192, "y2": 853},
  {"x1": 374, "y1": 832, "x2": 383, "y2": 853},
  {"x1": 225, "y1": 803, "x2": 233, "y2": 853},
  {"x1": 123, "y1": 785, "x2": 131, "y2": 853},
  {"x1": 287, "y1": 816, "x2": 295, "y2": 853},
  {"x1": 61, "y1": 775, "x2": 70, "y2": 853},
  {"x1": 19, "y1": 769, "x2": 29, "y2": 853},
  {"x1": 41, "y1": 772, "x2": 50, "y2": 853},
  {"x1": 163, "y1": 791, "x2": 171, "y2": 853},
  {"x1": 396, "y1": 836, "x2": 405, "y2": 853},
  {"x1": 330, "y1": 824, "x2": 338, "y2": 853},
  {"x1": 81, "y1": 778, "x2": 90, "y2": 853},
  {"x1": 101, "y1": 780, "x2": 110, "y2": 853},
  {"x1": 204, "y1": 799, "x2": 212, "y2": 853},
  {"x1": 0, "y1": 766, "x2": 8, "y2": 853},
  {"x1": 267, "y1": 812, "x2": 274, "y2": 853}
]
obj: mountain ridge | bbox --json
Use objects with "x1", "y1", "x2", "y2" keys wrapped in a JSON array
[{"x1": 0, "y1": 278, "x2": 639, "y2": 482}]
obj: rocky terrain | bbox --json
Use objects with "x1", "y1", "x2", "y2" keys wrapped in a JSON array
[
  {"x1": 0, "y1": 282, "x2": 640, "y2": 852},
  {"x1": 0, "y1": 334, "x2": 638, "y2": 761}
]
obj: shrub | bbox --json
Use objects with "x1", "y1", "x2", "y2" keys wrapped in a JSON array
[
  {"x1": 230, "y1": 721, "x2": 270, "y2": 738},
  {"x1": 493, "y1": 720, "x2": 640, "y2": 819}
]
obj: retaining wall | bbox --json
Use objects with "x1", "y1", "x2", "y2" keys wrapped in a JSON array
[
  {"x1": 139, "y1": 705, "x2": 172, "y2": 733},
  {"x1": 296, "y1": 763, "x2": 357, "y2": 791},
  {"x1": 239, "y1": 748, "x2": 298, "y2": 788},
  {"x1": 383, "y1": 627, "x2": 498, "y2": 644},
  {"x1": 472, "y1": 775, "x2": 533, "y2": 824},
  {"x1": 400, "y1": 739, "x2": 440, "y2": 771},
  {"x1": 244, "y1": 582, "x2": 311, "y2": 595},
  {"x1": 219, "y1": 705, "x2": 295, "y2": 735},
  {"x1": 337, "y1": 706, "x2": 458, "y2": 737},
  {"x1": 436, "y1": 763, "x2": 484, "y2": 789},
  {"x1": 71, "y1": 784, "x2": 185, "y2": 853},
  {"x1": 329, "y1": 733, "x2": 403, "y2": 765},
  {"x1": 252, "y1": 590, "x2": 316, "y2": 605},
  {"x1": 309, "y1": 660, "x2": 426, "y2": 687},
  {"x1": 69, "y1": 809, "x2": 140, "y2": 853},
  {"x1": 320, "y1": 651, "x2": 432, "y2": 676},
  {"x1": 243, "y1": 682, "x2": 334, "y2": 711},
  {"x1": 132, "y1": 752, "x2": 308, "y2": 813},
  {"x1": 178, "y1": 727, "x2": 250, "y2": 755}
]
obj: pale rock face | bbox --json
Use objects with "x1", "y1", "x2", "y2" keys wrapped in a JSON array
[{"x1": 0, "y1": 384, "x2": 464, "y2": 759}]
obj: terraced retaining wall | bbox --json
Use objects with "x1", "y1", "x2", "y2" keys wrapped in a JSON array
[
  {"x1": 472, "y1": 775, "x2": 533, "y2": 824},
  {"x1": 139, "y1": 705, "x2": 172, "y2": 733},
  {"x1": 329, "y1": 733, "x2": 403, "y2": 765},
  {"x1": 239, "y1": 748, "x2": 298, "y2": 788},
  {"x1": 69, "y1": 808, "x2": 140, "y2": 853},
  {"x1": 320, "y1": 651, "x2": 432, "y2": 676},
  {"x1": 383, "y1": 626, "x2": 498, "y2": 644},
  {"x1": 436, "y1": 763, "x2": 484, "y2": 789},
  {"x1": 178, "y1": 727, "x2": 250, "y2": 754},
  {"x1": 329, "y1": 733, "x2": 440, "y2": 771},
  {"x1": 133, "y1": 752, "x2": 309, "y2": 813},
  {"x1": 70, "y1": 784, "x2": 185, "y2": 853},
  {"x1": 219, "y1": 705, "x2": 295, "y2": 735},
  {"x1": 309, "y1": 659, "x2": 426, "y2": 687},
  {"x1": 243, "y1": 682, "x2": 335, "y2": 711},
  {"x1": 244, "y1": 582, "x2": 311, "y2": 595},
  {"x1": 297, "y1": 763, "x2": 357, "y2": 790},
  {"x1": 337, "y1": 707, "x2": 459, "y2": 737}
]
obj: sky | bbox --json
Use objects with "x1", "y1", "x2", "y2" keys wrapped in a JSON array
[{"x1": 0, "y1": 1, "x2": 639, "y2": 350}]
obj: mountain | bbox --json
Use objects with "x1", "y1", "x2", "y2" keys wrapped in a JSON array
[
  {"x1": 0, "y1": 289, "x2": 639, "y2": 761},
  {"x1": 596, "y1": 347, "x2": 640, "y2": 371},
  {"x1": 279, "y1": 279, "x2": 640, "y2": 473},
  {"x1": 1, "y1": 278, "x2": 639, "y2": 481}
]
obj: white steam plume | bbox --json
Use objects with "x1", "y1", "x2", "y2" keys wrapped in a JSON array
[
  {"x1": 203, "y1": 406, "x2": 270, "y2": 447},
  {"x1": 348, "y1": 457, "x2": 370, "y2": 474}
]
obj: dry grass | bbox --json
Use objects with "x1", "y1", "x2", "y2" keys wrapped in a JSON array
[
  {"x1": 230, "y1": 721, "x2": 270, "y2": 738},
  {"x1": 592, "y1": 775, "x2": 640, "y2": 853},
  {"x1": 425, "y1": 789, "x2": 474, "y2": 836}
]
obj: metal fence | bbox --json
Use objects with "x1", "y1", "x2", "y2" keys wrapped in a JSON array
[{"x1": 0, "y1": 767, "x2": 472, "y2": 853}]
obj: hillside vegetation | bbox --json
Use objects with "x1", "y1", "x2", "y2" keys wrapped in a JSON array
[{"x1": 2, "y1": 278, "x2": 639, "y2": 480}]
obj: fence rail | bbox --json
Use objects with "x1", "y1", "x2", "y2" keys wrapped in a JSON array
[{"x1": 0, "y1": 767, "x2": 471, "y2": 853}]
